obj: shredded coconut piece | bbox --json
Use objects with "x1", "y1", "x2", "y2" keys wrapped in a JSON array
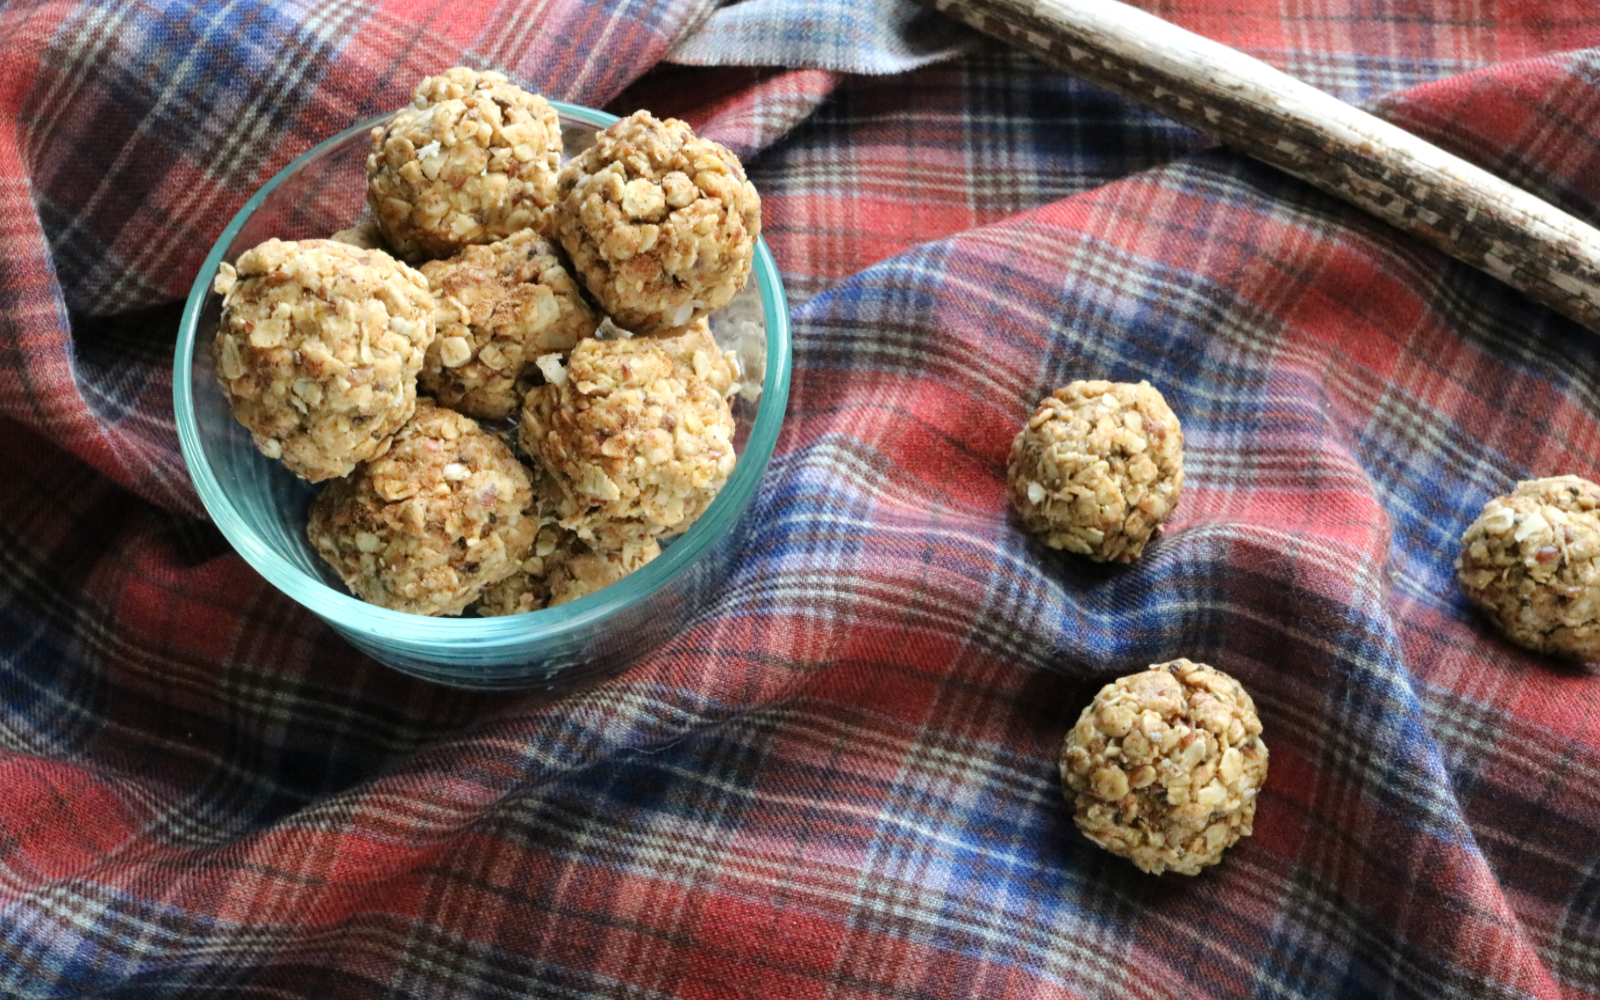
[{"x1": 535, "y1": 352, "x2": 567, "y2": 386}]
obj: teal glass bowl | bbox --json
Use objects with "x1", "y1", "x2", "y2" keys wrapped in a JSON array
[{"x1": 174, "y1": 102, "x2": 790, "y2": 690}]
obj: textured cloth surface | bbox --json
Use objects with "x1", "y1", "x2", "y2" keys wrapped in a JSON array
[
  {"x1": 2, "y1": 1, "x2": 1600, "y2": 998},
  {"x1": 666, "y1": 0, "x2": 976, "y2": 73}
]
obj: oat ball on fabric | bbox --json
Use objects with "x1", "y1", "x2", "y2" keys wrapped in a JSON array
[
  {"x1": 474, "y1": 525, "x2": 661, "y2": 615},
  {"x1": 307, "y1": 402, "x2": 537, "y2": 616},
  {"x1": 519, "y1": 337, "x2": 736, "y2": 548},
  {"x1": 367, "y1": 67, "x2": 563, "y2": 261},
  {"x1": 553, "y1": 110, "x2": 761, "y2": 334},
  {"x1": 1008, "y1": 379, "x2": 1184, "y2": 563},
  {"x1": 1061, "y1": 659, "x2": 1268, "y2": 876},
  {"x1": 211, "y1": 238, "x2": 434, "y2": 482},
  {"x1": 1455, "y1": 475, "x2": 1600, "y2": 660},
  {"x1": 418, "y1": 230, "x2": 598, "y2": 419},
  {"x1": 646, "y1": 317, "x2": 740, "y2": 398}
]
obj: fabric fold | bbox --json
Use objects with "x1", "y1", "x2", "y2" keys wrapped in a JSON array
[{"x1": 1, "y1": 2, "x2": 1598, "y2": 998}]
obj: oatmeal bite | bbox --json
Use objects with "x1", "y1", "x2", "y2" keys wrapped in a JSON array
[
  {"x1": 1456, "y1": 475, "x2": 1600, "y2": 660},
  {"x1": 475, "y1": 526, "x2": 661, "y2": 615},
  {"x1": 553, "y1": 110, "x2": 761, "y2": 334},
  {"x1": 367, "y1": 67, "x2": 563, "y2": 261},
  {"x1": 1008, "y1": 379, "x2": 1184, "y2": 562},
  {"x1": 211, "y1": 238, "x2": 434, "y2": 482},
  {"x1": 646, "y1": 317, "x2": 740, "y2": 398},
  {"x1": 419, "y1": 230, "x2": 598, "y2": 419},
  {"x1": 329, "y1": 217, "x2": 388, "y2": 251},
  {"x1": 307, "y1": 401, "x2": 537, "y2": 616},
  {"x1": 520, "y1": 337, "x2": 736, "y2": 548},
  {"x1": 1061, "y1": 659, "x2": 1268, "y2": 875}
]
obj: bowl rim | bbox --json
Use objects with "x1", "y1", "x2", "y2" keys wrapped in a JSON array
[{"x1": 173, "y1": 100, "x2": 790, "y2": 650}]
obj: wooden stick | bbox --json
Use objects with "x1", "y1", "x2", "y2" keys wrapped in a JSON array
[{"x1": 926, "y1": 0, "x2": 1600, "y2": 336}]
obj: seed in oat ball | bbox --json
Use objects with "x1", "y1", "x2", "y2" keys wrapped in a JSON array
[
  {"x1": 1455, "y1": 475, "x2": 1600, "y2": 660},
  {"x1": 474, "y1": 524, "x2": 661, "y2": 616},
  {"x1": 367, "y1": 67, "x2": 563, "y2": 261},
  {"x1": 643, "y1": 317, "x2": 742, "y2": 400},
  {"x1": 1007, "y1": 379, "x2": 1184, "y2": 563},
  {"x1": 1061, "y1": 659, "x2": 1268, "y2": 876},
  {"x1": 553, "y1": 110, "x2": 761, "y2": 334},
  {"x1": 418, "y1": 230, "x2": 598, "y2": 420},
  {"x1": 519, "y1": 337, "x2": 737, "y2": 550},
  {"x1": 210, "y1": 238, "x2": 435, "y2": 483},
  {"x1": 307, "y1": 401, "x2": 537, "y2": 617}
]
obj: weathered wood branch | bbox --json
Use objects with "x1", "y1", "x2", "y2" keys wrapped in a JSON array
[{"x1": 926, "y1": 0, "x2": 1600, "y2": 336}]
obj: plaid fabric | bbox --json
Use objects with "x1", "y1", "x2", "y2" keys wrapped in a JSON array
[
  {"x1": 665, "y1": 0, "x2": 976, "y2": 74},
  {"x1": 2, "y1": 1, "x2": 1599, "y2": 997}
]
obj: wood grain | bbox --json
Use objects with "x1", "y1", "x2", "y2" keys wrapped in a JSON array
[{"x1": 927, "y1": 0, "x2": 1600, "y2": 336}]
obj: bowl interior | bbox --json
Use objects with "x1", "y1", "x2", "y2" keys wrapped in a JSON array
[{"x1": 174, "y1": 101, "x2": 788, "y2": 662}]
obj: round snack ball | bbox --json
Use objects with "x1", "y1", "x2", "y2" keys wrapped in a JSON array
[
  {"x1": 211, "y1": 238, "x2": 434, "y2": 482},
  {"x1": 307, "y1": 401, "x2": 537, "y2": 616},
  {"x1": 645, "y1": 317, "x2": 740, "y2": 398},
  {"x1": 1455, "y1": 475, "x2": 1600, "y2": 659},
  {"x1": 419, "y1": 230, "x2": 598, "y2": 419},
  {"x1": 1061, "y1": 659, "x2": 1268, "y2": 876},
  {"x1": 553, "y1": 110, "x2": 761, "y2": 334},
  {"x1": 475, "y1": 526, "x2": 661, "y2": 615},
  {"x1": 329, "y1": 218, "x2": 387, "y2": 251},
  {"x1": 367, "y1": 67, "x2": 563, "y2": 261},
  {"x1": 519, "y1": 337, "x2": 736, "y2": 548},
  {"x1": 1008, "y1": 379, "x2": 1183, "y2": 562}
]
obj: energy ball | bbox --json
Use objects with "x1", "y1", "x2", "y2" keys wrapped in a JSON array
[
  {"x1": 329, "y1": 217, "x2": 387, "y2": 251},
  {"x1": 211, "y1": 238, "x2": 434, "y2": 482},
  {"x1": 520, "y1": 337, "x2": 736, "y2": 548},
  {"x1": 1455, "y1": 475, "x2": 1600, "y2": 659},
  {"x1": 646, "y1": 317, "x2": 740, "y2": 398},
  {"x1": 1008, "y1": 379, "x2": 1183, "y2": 562},
  {"x1": 368, "y1": 67, "x2": 563, "y2": 261},
  {"x1": 307, "y1": 402, "x2": 537, "y2": 616},
  {"x1": 474, "y1": 526, "x2": 661, "y2": 615},
  {"x1": 553, "y1": 110, "x2": 761, "y2": 334},
  {"x1": 1061, "y1": 659, "x2": 1268, "y2": 876},
  {"x1": 419, "y1": 230, "x2": 598, "y2": 419}
]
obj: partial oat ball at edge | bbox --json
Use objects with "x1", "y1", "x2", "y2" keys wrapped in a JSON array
[
  {"x1": 643, "y1": 316, "x2": 742, "y2": 399},
  {"x1": 1456, "y1": 474, "x2": 1600, "y2": 660},
  {"x1": 553, "y1": 110, "x2": 762, "y2": 335},
  {"x1": 1008, "y1": 379, "x2": 1184, "y2": 563},
  {"x1": 307, "y1": 401, "x2": 538, "y2": 616},
  {"x1": 475, "y1": 525, "x2": 661, "y2": 616},
  {"x1": 211, "y1": 238, "x2": 435, "y2": 483},
  {"x1": 1061, "y1": 659, "x2": 1268, "y2": 876},
  {"x1": 367, "y1": 67, "x2": 563, "y2": 262}
]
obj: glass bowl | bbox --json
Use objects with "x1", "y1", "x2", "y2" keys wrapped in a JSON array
[{"x1": 174, "y1": 101, "x2": 790, "y2": 690}]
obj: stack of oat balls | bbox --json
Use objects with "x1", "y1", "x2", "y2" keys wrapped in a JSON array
[{"x1": 210, "y1": 68, "x2": 762, "y2": 618}]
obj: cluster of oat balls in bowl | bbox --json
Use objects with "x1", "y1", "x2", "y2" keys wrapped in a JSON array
[
  {"x1": 1005, "y1": 377, "x2": 1600, "y2": 875},
  {"x1": 209, "y1": 68, "x2": 761, "y2": 619}
]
